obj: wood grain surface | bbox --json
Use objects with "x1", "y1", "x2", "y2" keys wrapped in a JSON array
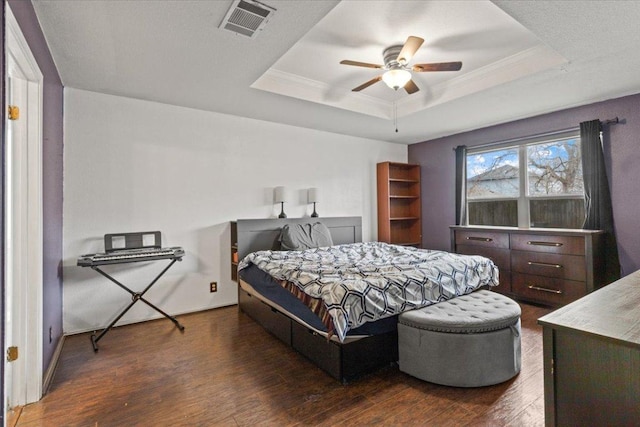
[{"x1": 17, "y1": 302, "x2": 551, "y2": 426}]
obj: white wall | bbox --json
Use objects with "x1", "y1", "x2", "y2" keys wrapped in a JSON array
[{"x1": 63, "y1": 88, "x2": 406, "y2": 334}]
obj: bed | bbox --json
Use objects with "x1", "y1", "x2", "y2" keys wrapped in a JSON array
[{"x1": 235, "y1": 217, "x2": 498, "y2": 383}]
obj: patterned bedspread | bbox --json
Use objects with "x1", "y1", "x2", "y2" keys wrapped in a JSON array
[{"x1": 238, "y1": 242, "x2": 499, "y2": 342}]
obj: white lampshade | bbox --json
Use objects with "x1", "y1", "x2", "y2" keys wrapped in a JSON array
[
  {"x1": 308, "y1": 188, "x2": 320, "y2": 203},
  {"x1": 274, "y1": 186, "x2": 286, "y2": 203},
  {"x1": 382, "y1": 69, "x2": 411, "y2": 90}
]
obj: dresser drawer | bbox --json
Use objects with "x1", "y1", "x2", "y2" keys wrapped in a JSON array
[
  {"x1": 510, "y1": 234, "x2": 585, "y2": 255},
  {"x1": 452, "y1": 225, "x2": 603, "y2": 307},
  {"x1": 455, "y1": 230, "x2": 509, "y2": 249},
  {"x1": 456, "y1": 245, "x2": 510, "y2": 272},
  {"x1": 511, "y1": 251, "x2": 586, "y2": 281},
  {"x1": 512, "y1": 273, "x2": 587, "y2": 306}
]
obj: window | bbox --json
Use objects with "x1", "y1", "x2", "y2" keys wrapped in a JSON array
[{"x1": 466, "y1": 134, "x2": 585, "y2": 229}]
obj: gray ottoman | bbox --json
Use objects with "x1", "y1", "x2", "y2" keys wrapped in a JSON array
[{"x1": 398, "y1": 290, "x2": 521, "y2": 387}]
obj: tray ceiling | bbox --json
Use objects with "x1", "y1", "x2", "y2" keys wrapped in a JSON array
[{"x1": 32, "y1": 0, "x2": 640, "y2": 144}]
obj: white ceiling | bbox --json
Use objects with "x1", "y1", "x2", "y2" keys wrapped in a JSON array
[{"x1": 32, "y1": 0, "x2": 640, "y2": 145}]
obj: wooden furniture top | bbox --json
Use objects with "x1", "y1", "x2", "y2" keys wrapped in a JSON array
[
  {"x1": 538, "y1": 269, "x2": 640, "y2": 349},
  {"x1": 450, "y1": 225, "x2": 604, "y2": 236}
]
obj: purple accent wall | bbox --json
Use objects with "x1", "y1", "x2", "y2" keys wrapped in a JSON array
[
  {"x1": 6, "y1": 0, "x2": 64, "y2": 373},
  {"x1": 408, "y1": 92, "x2": 640, "y2": 277}
]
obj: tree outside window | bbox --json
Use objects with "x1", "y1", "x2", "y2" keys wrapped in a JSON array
[{"x1": 466, "y1": 136, "x2": 585, "y2": 229}]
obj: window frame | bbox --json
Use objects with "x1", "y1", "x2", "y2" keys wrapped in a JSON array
[{"x1": 466, "y1": 131, "x2": 584, "y2": 228}]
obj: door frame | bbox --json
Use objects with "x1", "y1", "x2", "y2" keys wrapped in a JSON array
[{"x1": 4, "y1": 3, "x2": 44, "y2": 408}]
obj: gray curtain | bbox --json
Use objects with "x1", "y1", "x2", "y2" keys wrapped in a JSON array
[
  {"x1": 580, "y1": 119, "x2": 620, "y2": 282},
  {"x1": 454, "y1": 145, "x2": 467, "y2": 225}
]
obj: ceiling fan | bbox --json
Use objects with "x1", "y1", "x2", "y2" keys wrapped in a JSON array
[{"x1": 340, "y1": 36, "x2": 462, "y2": 94}]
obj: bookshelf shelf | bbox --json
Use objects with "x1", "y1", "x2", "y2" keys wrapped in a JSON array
[{"x1": 377, "y1": 162, "x2": 422, "y2": 248}]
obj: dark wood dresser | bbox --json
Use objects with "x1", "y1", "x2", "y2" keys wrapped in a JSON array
[
  {"x1": 450, "y1": 226, "x2": 605, "y2": 306},
  {"x1": 538, "y1": 270, "x2": 640, "y2": 426}
]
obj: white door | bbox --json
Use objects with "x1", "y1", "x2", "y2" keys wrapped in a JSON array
[{"x1": 4, "y1": 4, "x2": 44, "y2": 413}]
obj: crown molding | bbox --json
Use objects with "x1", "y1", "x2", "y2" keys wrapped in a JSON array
[{"x1": 253, "y1": 44, "x2": 567, "y2": 121}]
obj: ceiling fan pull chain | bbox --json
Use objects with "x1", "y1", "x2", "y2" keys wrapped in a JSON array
[{"x1": 394, "y1": 102, "x2": 399, "y2": 133}]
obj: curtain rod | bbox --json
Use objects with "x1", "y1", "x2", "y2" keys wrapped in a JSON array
[{"x1": 454, "y1": 117, "x2": 620, "y2": 151}]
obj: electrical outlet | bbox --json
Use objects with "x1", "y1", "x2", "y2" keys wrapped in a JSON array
[{"x1": 210, "y1": 282, "x2": 217, "y2": 293}]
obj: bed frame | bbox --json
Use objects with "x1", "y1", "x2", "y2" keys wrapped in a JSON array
[{"x1": 235, "y1": 217, "x2": 398, "y2": 383}]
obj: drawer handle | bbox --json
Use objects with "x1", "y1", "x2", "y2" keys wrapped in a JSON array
[
  {"x1": 527, "y1": 261, "x2": 563, "y2": 269},
  {"x1": 528, "y1": 285, "x2": 563, "y2": 294},
  {"x1": 466, "y1": 236, "x2": 493, "y2": 242},
  {"x1": 527, "y1": 241, "x2": 562, "y2": 247}
]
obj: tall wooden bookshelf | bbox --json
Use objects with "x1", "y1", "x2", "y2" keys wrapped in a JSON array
[
  {"x1": 230, "y1": 221, "x2": 238, "y2": 281},
  {"x1": 377, "y1": 162, "x2": 422, "y2": 247}
]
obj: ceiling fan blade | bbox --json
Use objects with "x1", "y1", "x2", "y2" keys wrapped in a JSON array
[
  {"x1": 397, "y1": 36, "x2": 424, "y2": 64},
  {"x1": 413, "y1": 61, "x2": 463, "y2": 72},
  {"x1": 404, "y1": 79, "x2": 420, "y2": 94},
  {"x1": 352, "y1": 76, "x2": 382, "y2": 92},
  {"x1": 340, "y1": 60, "x2": 384, "y2": 69}
]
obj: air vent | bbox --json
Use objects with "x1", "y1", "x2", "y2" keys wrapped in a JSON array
[{"x1": 220, "y1": 0, "x2": 275, "y2": 38}]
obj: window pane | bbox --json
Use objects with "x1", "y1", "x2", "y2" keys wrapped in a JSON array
[
  {"x1": 530, "y1": 198, "x2": 585, "y2": 229},
  {"x1": 467, "y1": 148, "x2": 519, "y2": 199},
  {"x1": 527, "y1": 138, "x2": 583, "y2": 196},
  {"x1": 465, "y1": 135, "x2": 585, "y2": 229},
  {"x1": 468, "y1": 200, "x2": 518, "y2": 227}
]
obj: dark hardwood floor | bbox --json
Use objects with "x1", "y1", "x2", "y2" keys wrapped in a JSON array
[{"x1": 18, "y1": 302, "x2": 551, "y2": 426}]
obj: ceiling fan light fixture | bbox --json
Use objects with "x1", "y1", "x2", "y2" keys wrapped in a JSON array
[
  {"x1": 341, "y1": 35, "x2": 461, "y2": 94},
  {"x1": 382, "y1": 69, "x2": 411, "y2": 90}
]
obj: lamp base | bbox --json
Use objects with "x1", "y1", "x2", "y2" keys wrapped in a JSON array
[
  {"x1": 311, "y1": 202, "x2": 319, "y2": 218},
  {"x1": 278, "y1": 202, "x2": 287, "y2": 219}
]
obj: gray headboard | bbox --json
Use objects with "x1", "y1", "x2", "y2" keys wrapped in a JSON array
[{"x1": 235, "y1": 217, "x2": 362, "y2": 260}]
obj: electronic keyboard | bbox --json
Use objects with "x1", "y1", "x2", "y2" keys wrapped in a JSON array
[{"x1": 77, "y1": 246, "x2": 185, "y2": 267}]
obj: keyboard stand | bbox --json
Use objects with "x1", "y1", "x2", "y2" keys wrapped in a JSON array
[{"x1": 90, "y1": 258, "x2": 185, "y2": 351}]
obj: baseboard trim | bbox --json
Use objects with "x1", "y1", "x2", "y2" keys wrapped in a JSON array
[
  {"x1": 42, "y1": 335, "x2": 65, "y2": 395},
  {"x1": 64, "y1": 303, "x2": 239, "y2": 336}
]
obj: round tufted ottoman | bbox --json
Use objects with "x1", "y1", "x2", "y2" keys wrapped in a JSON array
[{"x1": 398, "y1": 290, "x2": 521, "y2": 387}]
